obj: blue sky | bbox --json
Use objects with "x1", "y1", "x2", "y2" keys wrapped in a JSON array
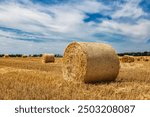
[{"x1": 0, "y1": 0, "x2": 150, "y2": 54}]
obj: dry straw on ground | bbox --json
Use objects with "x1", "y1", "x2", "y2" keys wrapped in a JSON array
[
  {"x1": 63, "y1": 42, "x2": 120, "y2": 83},
  {"x1": 42, "y1": 54, "x2": 55, "y2": 63},
  {"x1": 0, "y1": 57, "x2": 150, "y2": 100}
]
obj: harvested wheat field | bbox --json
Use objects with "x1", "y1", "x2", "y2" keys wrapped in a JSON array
[{"x1": 0, "y1": 56, "x2": 150, "y2": 100}]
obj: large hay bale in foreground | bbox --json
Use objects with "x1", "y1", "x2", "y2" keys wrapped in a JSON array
[
  {"x1": 42, "y1": 54, "x2": 55, "y2": 63},
  {"x1": 63, "y1": 42, "x2": 120, "y2": 83},
  {"x1": 4, "y1": 54, "x2": 9, "y2": 58}
]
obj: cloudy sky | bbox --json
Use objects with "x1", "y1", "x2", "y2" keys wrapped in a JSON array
[{"x1": 0, "y1": 0, "x2": 150, "y2": 54}]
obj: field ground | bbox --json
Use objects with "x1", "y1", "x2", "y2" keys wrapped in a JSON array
[{"x1": 0, "y1": 57, "x2": 150, "y2": 100}]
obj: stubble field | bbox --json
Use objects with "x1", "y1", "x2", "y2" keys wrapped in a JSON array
[{"x1": 0, "y1": 57, "x2": 150, "y2": 100}]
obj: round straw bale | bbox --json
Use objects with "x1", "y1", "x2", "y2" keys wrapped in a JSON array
[
  {"x1": 143, "y1": 57, "x2": 149, "y2": 61},
  {"x1": 128, "y1": 56, "x2": 134, "y2": 63},
  {"x1": 121, "y1": 55, "x2": 129, "y2": 63},
  {"x1": 136, "y1": 57, "x2": 141, "y2": 61},
  {"x1": 42, "y1": 54, "x2": 55, "y2": 63},
  {"x1": 63, "y1": 42, "x2": 120, "y2": 83},
  {"x1": 4, "y1": 54, "x2": 9, "y2": 58},
  {"x1": 22, "y1": 55, "x2": 27, "y2": 58},
  {"x1": 121, "y1": 55, "x2": 134, "y2": 63},
  {"x1": 140, "y1": 56, "x2": 143, "y2": 59},
  {"x1": 118, "y1": 56, "x2": 122, "y2": 61}
]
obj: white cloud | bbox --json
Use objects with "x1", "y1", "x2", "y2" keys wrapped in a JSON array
[
  {"x1": 112, "y1": 0, "x2": 147, "y2": 19},
  {"x1": 96, "y1": 18, "x2": 150, "y2": 43},
  {"x1": 0, "y1": 0, "x2": 150, "y2": 54},
  {"x1": 0, "y1": 0, "x2": 107, "y2": 35},
  {"x1": 0, "y1": 0, "x2": 108, "y2": 54},
  {"x1": 74, "y1": 0, "x2": 110, "y2": 13},
  {"x1": 0, "y1": 35, "x2": 67, "y2": 54},
  {"x1": 101, "y1": 20, "x2": 149, "y2": 39}
]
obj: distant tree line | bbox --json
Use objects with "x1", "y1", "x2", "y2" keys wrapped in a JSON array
[
  {"x1": 54, "y1": 54, "x2": 63, "y2": 57},
  {"x1": 0, "y1": 52, "x2": 150, "y2": 57},
  {"x1": 0, "y1": 54, "x2": 63, "y2": 57},
  {"x1": 118, "y1": 51, "x2": 150, "y2": 56}
]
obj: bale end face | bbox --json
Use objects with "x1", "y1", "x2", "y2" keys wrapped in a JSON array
[{"x1": 63, "y1": 42, "x2": 87, "y2": 81}]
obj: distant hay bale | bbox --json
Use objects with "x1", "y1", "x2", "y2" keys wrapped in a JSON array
[
  {"x1": 142, "y1": 57, "x2": 149, "y2": 61},
  {"x1": 22, "y1": 55, "x2": 27, "y2": 58},
  {"x1": 121, "y1": 55, "x2": 134, "y2": 63},
  {"x1": 140, "y1": 56, "x2": 143, "y2": 59},
  {"x1": 29, "y1": 55, "x2": 32, "y2": 57},
  {"x1": 121, "y1": 55, "x2": 129, "y2": 62},
  {"x1": 63, "y1": 42, "x2": 120, "y2": 83},
  {"x1": 42, "y1": 54, "x2": 55, "y2": 63},
  {"x1": 128, "y1": 56, "x2": 134, "y2": 63},
  {"x1": 118, "y1": 56, "x2": 122, "y2": 61},
  {"x1": 136, "y1": 57, "x2": 141, "y2": 61},
  {"x1": 4, "y1": 54, "x2": 9, "y2": 58}
]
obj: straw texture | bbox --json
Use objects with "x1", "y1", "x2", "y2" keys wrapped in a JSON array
[{"x1": 63, "y1": 42, "x2": 120, "y2": 83}]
